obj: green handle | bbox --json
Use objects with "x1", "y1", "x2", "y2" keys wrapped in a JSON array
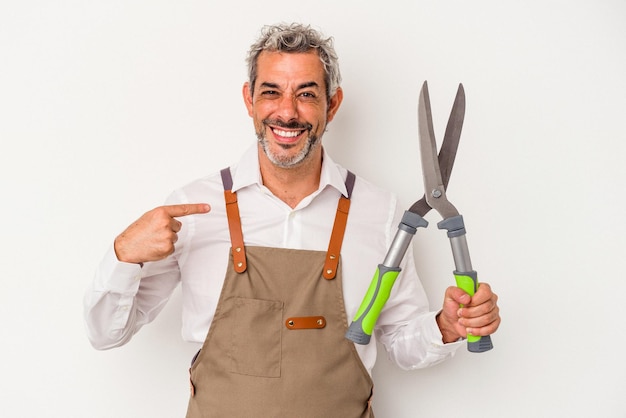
[
  {"x1": 345, "y1": 265, "x2": 401, "y2": 344},
  {"x1": 454, "y1": 270, "x2": 493, "y2": 353}
]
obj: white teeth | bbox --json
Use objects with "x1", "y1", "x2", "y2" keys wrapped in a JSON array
[{"x1": 273, "y1": 129, "x2": 301, "y2": 138}]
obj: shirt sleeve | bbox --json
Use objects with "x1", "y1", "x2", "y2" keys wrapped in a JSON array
[{"x1": 83, "y1": 244, "x2": 182, "y2": 350}]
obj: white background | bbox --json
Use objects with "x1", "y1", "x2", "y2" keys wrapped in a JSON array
[{"x1": 2, "y1": 1, "x2": 625, "y2": 417}]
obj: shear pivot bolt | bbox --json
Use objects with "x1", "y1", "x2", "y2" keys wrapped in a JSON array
[{"x1": 431, "y1": 189, "x2": 442, "y2": 198}]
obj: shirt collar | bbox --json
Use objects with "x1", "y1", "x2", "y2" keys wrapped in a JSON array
[{"x1": 231, "y1": 143, "x2": 349, "y2": 198}]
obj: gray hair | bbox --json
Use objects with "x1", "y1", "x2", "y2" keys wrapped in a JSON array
[{"x1": 246, "y1": 23, "x2": 342, "y2": 101}]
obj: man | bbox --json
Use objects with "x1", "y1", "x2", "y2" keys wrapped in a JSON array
[{"x1": 84, "y1": 23, "x2": 500, "y2": 417}]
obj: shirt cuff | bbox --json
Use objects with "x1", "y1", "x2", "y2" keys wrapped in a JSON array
[{"x1": 94, "y1": 245, "x2": 143, "y2": 293}]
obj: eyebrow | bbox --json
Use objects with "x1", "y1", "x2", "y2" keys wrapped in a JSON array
[
  {"x1": 298, "y1": 81, "x2": 320, "y2": 90},
  {"x1": 259, "y1": 81, "x2": 321, "y2": 90}
]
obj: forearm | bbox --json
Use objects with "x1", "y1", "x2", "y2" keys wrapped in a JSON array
[
  {"x1": 84, "y1": 289, "x2": 140, "y2": 350},
  {"x1": 83, "y1": 246, "x2": 143, "y2": 349},
  {"x1": 83, "y1": 245, "x2": 180, "y2": 349},
  {"x1": 378, "y1": 311, "x2": 462, "y2": 371}
]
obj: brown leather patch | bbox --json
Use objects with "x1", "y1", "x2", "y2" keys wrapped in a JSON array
[{"x1": 285, "y1": 316, "x2": 326, "y2": 329}]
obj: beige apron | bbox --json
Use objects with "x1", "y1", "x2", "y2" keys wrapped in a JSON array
[{"x1": 185, "y1": 168, "x2": 374, "y2": 418}]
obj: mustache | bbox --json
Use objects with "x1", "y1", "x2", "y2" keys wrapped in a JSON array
[{"x1": 262, "y1": 119, "x2": 313, "y2": 131}]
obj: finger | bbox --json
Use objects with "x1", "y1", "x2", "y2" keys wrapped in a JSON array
[
  {"x1": 164, "y1": 203, "x2": 211, "y2": 218},
  {"x1": 470, "y1": 282, "x2": 494, "y2": 305},
  {"x1": 459, "y1": 291, "x2": 498, "y2": 319},
  {"x1": 171, "y1": 219, "x2": 183, "y2": 233},
  {"x1": 441, "y1": 286, "x2": 471, "y2": 326},
  {"x1": 461, "y1": 303, "x2": 499, "y2": 326},
  {"x1": 466, "y1": 312, "x2": 501, "y2": 337},
  {"x1": 445, "y1": 286, "x2": 471, "y2": 306},
  {"x1": 459, "y1": 295, "x2": 500, "y2": 336}
]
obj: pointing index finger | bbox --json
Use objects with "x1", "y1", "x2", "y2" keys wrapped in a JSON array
[{"x1": 165, "y1": 203, "x2": 211, "y2": 218}]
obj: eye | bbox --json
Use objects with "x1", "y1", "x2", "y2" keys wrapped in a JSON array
[{"x1": 299, "y1": 91, "x2": 317, "y2": 99}]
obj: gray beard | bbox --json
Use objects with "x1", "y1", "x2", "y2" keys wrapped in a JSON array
[{"x1": 257, "y1": 124, "x2": 320, "y2": 168}]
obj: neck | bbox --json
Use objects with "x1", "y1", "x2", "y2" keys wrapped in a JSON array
[{"x1": 258, "y1": 146, "x2": 322, "y2": 208}]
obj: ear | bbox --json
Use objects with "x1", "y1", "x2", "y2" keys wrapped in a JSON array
[
  {"x1": 326, "y1": 87, "x2": 343, "y2": 123},
  {"x1": 242, "y1": 82, "x2": 254, "y2": 117}
]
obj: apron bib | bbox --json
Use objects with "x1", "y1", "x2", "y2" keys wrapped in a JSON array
[{"x1": 186, "y1": 169, "x2": 373, "y2": 418}]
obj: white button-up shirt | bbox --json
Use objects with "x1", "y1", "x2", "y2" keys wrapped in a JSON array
[{"x1": 84, "y1": 144, "x2": 460, "y2": 374}]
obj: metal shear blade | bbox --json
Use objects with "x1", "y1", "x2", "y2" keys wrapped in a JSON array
[{"x1": 410, "y1": 81, "x2": 465, "y2": 220}]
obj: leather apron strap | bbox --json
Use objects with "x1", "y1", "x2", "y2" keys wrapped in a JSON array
[
  {"x1": 220, "y1": 167, "x2": 356, "y2": 278},
  {"x1": 220, "y1": 168, "x2": 247, "y2": 273},
  {"x1": 324, "y1": 170, "x2": 355, "y2": 279}
]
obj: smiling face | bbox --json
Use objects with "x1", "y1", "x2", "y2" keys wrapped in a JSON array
[{"x1": 243, "y1": 51, "x2": 342, "y2": 169}]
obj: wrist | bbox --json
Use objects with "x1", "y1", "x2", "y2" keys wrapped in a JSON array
[
  {"x1": 113, "y1": 236, "x2": 142, "y2": 266},
  {"x1": 436, "y1": 311, "x2": 462, "y2": 344}
]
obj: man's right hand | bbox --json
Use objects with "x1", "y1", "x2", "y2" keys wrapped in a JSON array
[{"x1": 114, "y1": 203, "x2": 211, "y2": 265}]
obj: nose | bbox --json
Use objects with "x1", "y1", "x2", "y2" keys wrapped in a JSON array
[{"x1": 275, "y1": 94, "x2": 298, "y2": 121}]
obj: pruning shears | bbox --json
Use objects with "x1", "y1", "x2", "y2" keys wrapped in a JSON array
[{"x1": 345, "y1": 81, "x2": 493, "y2": 353}]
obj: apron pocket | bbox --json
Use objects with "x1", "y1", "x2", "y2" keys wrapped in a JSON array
[{"x1": 230, "y1": 297, "x2": 283, "y2": 378}]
